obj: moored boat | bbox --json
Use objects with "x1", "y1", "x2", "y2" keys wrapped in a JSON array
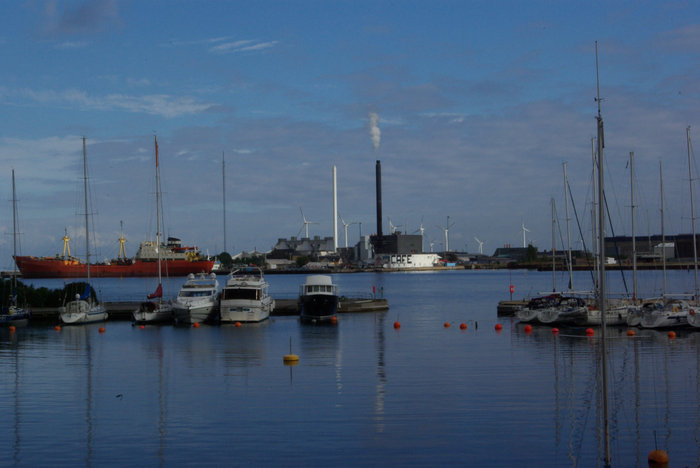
[
  {"x1": 298, "y1": 275, "x2": 338, "y2": 323},
  {"x1": 640, "y1": 298, "x2": 690, "y2": 329},
  {"x1": 14, "y1": 236, "x2": 213, "y2": 278},
  {"x1": 173, "y1": 273, "x2": 220, "y2": 324},
  {"x1": 219, "y1": 268, "x2": 273, "y2": 323}
]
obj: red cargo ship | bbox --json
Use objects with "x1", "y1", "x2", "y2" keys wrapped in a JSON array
[{"x1": 14, "y1": 234, "x2": 214, "y2": 278}]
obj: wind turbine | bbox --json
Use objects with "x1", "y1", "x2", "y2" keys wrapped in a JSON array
[
  {"x1": 521, "y1": 220, "x2": 530, "y2": 248},
  {"x1": 474, "y1": 236, "x2": 485, "y2": 255},
  {"x1": 299, "y1": 207, "x2": 319, "y2": 238},
  {"x1": 388, "y1": 218, "x2": 402, "y2": 234},
  {"x1": 436, "y1": 216, "x2": 455, "y2": 252},
  {"x1": 339, "y1": 215, "x2": 358, "y2": 248},
  {"x1": 413, "y1": 216, "x2": 426, "y2": 252}
]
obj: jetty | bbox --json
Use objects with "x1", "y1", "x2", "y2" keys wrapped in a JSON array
[{"x1": 27, "y1": 297, "x2": 389, "y2": 322}]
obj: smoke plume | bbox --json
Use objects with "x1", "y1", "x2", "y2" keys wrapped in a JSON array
[{"x1": 368, "y1": 112, "x2": 381, "y2": 151}]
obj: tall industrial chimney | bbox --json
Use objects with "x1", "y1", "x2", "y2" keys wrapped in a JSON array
[
  {"x1": 375, "y1": 160, "x2": 383, "y2": 239},
  {"x1": 333, "y1": 165, "x2": 338, "y2": 251}
]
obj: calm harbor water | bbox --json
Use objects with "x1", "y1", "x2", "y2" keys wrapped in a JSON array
[{"x1": 2, "y1": 269, "x2": 700, "y2": 466}]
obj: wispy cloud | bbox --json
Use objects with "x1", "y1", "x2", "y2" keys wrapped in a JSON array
[
  {"x1": 209, "y1": 39, "x2": 278, "y2": 54},
  {"x1": 42, "y1": 0, "x2": 122, "y2": 36},
  {"x1": 54, "y1": 40, "x2": 88, "y2": 49},
  {"x1": 16, "y1": 88, "x2": 212, "y2": 118}
]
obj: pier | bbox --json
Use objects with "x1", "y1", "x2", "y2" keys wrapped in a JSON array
[{"x1": 27, "y1": 297, "x2": 389, "y2": 322}]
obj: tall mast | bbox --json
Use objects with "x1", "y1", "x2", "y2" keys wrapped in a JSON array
[
  {"x1": 660, "y1": 160, "x2": 666, "y2": 296},
  {"x1": 687, "y1": 127, "x2": 698, "y2": 300},
  {"x1": 11, "y1": 169, "x2": 18, "y2": 304},
  {"x1": 222, "y1": 152, "x2": 227, "y2": 254},
  {"x1": 591, "y1": 137, "x2": 599, "y2": 292},
  {"x1": 630, "y1": 152, "x2": 637, "y2": 301},
  {"x1": 551, "y1": 197, "x2": 556, "y2": 292},
  {"x1": 83, "y1": 137, "x2": 91, "y2": 286},
  {"x1": 155, "y1": 135, "x2": 162, "y2": 292},
  {"x1": 563, "y1": 162, "x2": 573, "y2": 290},
  {"x1": 595, "y1": 41, "x2": 611, "y2": 468}
]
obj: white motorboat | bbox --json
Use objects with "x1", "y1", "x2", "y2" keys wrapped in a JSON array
[
  {"x1": 60, "y1": 138, "x2": 107, "y2": 325},
  {"x1": 173, "y1": 273, "x2": 220, "y2": 324},
  {"x1": 219, "y1": 268, "x2": 274, "y2": 323},
  {"x1": 298, "y1": 274, "x2": 338, "y2": 323}
]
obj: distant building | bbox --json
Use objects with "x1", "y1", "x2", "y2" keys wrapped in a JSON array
[
  {"x1": 269, "y1": 236, "x2": 336, "y2": 260},
  {"x1": 604, "y1": 234, "x2": 700, "y2": 260}
]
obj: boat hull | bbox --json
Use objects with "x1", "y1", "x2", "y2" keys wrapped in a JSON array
[
  {"x1": 220, "y1": 298, "x2": 274, "y2": 323},
  {"x1": 133, "y1": 301, "x2": 173, "y2": 324},
  {"x1": 299, "y1": 294, "x2": 338, "y2": 323},
  {"x1": 59, "y1": 301, "x2": 108, "y2": 325},
  {"x1": 14, "y1": 256, "x2": 214, "y2": 278},
  {"x1": 173, "y1": 303, "x2": 218, "y2": 324}
]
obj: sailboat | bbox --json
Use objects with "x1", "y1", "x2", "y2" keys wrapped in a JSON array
[
  {"x1": 59, "y1": 138, "x2": 108, "y2": 325},
  {"x1": 133, "y1": 135, "x2": 173, "y2": 324},
  {"x1": 1, "y1": 170, "x2": 31, "y2": 326},
  {"x1": 640, "y1": 160, "x2": 691, "y2": 329},
  {"x1": 684, "y1": 127, "x2": 700, "y2": 328}
]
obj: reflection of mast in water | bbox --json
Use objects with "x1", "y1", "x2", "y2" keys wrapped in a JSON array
[
  {"x1": 12, "y1": 335, "x2": 21, "y2": 464},
  {"x1": 85, "y1": 327, "x2": 93, "y2": 466},
  {"x1": 374, "y1": 313, "x2": 386, "y2": 433},
  {"x1": 157, "y1": 343, "x2": 168, "y2": 466},
  {"x1": 553, "y1": 334, "x2": 560, "y2": 451}
]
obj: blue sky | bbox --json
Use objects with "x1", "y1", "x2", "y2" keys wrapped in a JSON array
[{"x1": 0, "y1": 0, "x2": 699, "y2": 264}]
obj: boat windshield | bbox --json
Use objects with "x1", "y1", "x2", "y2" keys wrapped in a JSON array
[
  {"x1": 222, "y1": 288, "x2": 260, "y2": 300},
  {"x1": 179, "y1": 290, "x2": 214, "y2": 297},
  {"x1": 306, "y1": 285, "x2": 335, "y2": 294}
]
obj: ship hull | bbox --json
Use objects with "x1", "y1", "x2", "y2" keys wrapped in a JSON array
[{"x1": 14, "y1": 256, "x2": 214, "y2": 278}]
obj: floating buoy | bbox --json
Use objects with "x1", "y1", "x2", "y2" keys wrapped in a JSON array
[
  {"x1": 193, "y1": 322, "x2": 200, "y2": 328},
  {"x1": 330, "y1": 316, "x2": 338, "y2": 324},
  {"x1": 98, "y1": 327, "x2": 106, "y2": 333},
  {"x1": 444, "y1": 322, "x2": 450, "y2": 328},
  {"x1": 234, "y1": 321, "x2": 242, "y2": 327},
  {"x1": 668, "y1": 331, "x2": 676, "y2": 339},
  {"x1": 9, "y1": 325, "x2": 16, "y2": 333},
  {"x1": 494, "y1": 323, "x2": 502, "y2": 331},
  {"x1": 459, "y1": 323, "x2": 467, "y2": 330},
  {"x1": 552, "y1": 328, "x2": 559, "y2": 334},
  {"x1": 54, "y1": 325, "x2": 61, "y2": 331},
  {"x1": 140, "y1": 325, "x2": 145, "y2": 329},
  {"x1": 627, "y1": 329, "x2": 635, "y2": 336},
  {"x1": 283, "y1": 337, "x2": 299, "y2": 364},
  {"x1": 585, "y1": 328, "x2": 595, "y2": 336},
  {"x1": 393, "y1": 321, "x2": 401, "y2": 329},
  {"x1": 524, "y1": 324, "x2": 533, "y2": 333},
  {"x1": 647, "y1": 449, "x2": 669, "y2": 467}
]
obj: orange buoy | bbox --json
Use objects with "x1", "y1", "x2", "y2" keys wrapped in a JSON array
[
  {"x1": 54, "y1": 325, "x2": 61, "y2": 331},
  {"x1": 234, "y1": 321, "x2": 242, "y2": 327},
  {"x1": 459, "y1": 323, "x2": 467, "y2": 330},
  {"x1": 330, "y1": 316, "x2": 338, "y2": 324},
  {"x1": 9, "y1": 325, "x2": 16, "y2": 332},
  {"x1": 140, "y1": 325, "x2": 145, "y2": 329},
  {"x1": 524, "y1": 324, "x2": 533, "y2": 333},
  {"x1": 627, "y1": 329, "x2": 635, "y2": 336},
  {"x1": 647, "y1": 449, "x2": 669, "y2": 467},
  {"x1": 444, "y1": 322, "x2": 450, "y2": 328},
  {"x1": 98, "y1": 327, "x2": 105, "y2": 333},
  {"x1": 668, "y1": 331, "x2": 676, "y2": 339},
  {"x1": 552, "y1": 328, "x2": 559, "y2": 334},
  {"x1": 193, "y1": 322, "x2": 200, "y2": 328},
  {"x1": 494, "y1": 323, "x2": 503, "y2": 331},
  {"x1": 585, "y1": 328, "x2": 595, "y2": 336},
  {"x1": 393, "y1": 321, "x2": 401, "y2": 329}
]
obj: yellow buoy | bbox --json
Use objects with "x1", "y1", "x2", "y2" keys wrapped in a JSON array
[{"x1": 283, "y1": 337, "x2": 299, "y2": 364}]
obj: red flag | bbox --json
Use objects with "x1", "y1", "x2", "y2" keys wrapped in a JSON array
[{"x1": 147, "y1": 283, "x2": 162, "y2": 299}]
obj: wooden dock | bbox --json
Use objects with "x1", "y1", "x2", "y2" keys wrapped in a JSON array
[{"x1": 28, "y1": 297, "x2": 389, "y2": 322}]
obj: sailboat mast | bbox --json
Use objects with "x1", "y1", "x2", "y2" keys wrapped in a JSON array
[
  {"x1": 687, "y1": 126, "x2": 698, "y2": 300},
  {"x1": 563, "y1": 162, "x2": 573, "y2": 290},
  {"x1": 222, "y1": 152, "x2": 227, "y2": 254},
  {"x1": 11, "y1": 169, "x2": 18, "y2": 303},
  {"x1": 83, "y1": 137, "x2": 91, "y2": 285},
  {"x1": 595, "y1": 41, "x2": 611, "y2": 468},
  {"x1": 630, "y1": 152, "x2": 637, "y2": 301},
  {"x1": 551, "y1": 197, "x2": 556, "y2": 292},
  {"x1": 155, "y1": 136, "x2": 162, "y2": 292},
  {"x1": 660, "y1": 160, "x2": 666, "y2": 296}
]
